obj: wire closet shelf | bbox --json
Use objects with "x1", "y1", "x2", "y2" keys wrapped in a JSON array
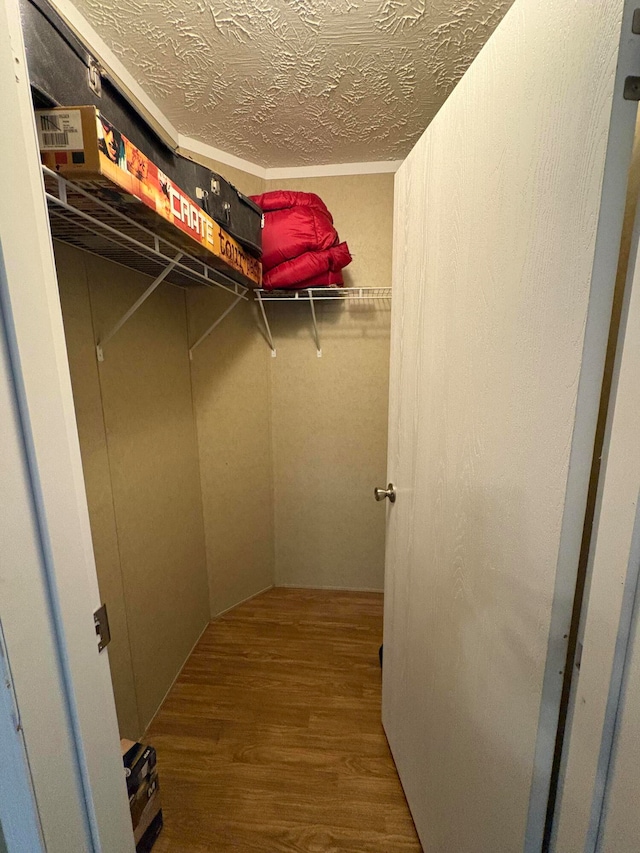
[
  {"x1": 255, "y1": 286, "x2": 392, "y2": 357},
  {"x1": 256, "y1": 287, "x2": 391, "y2": 301},
  {"x1": 42, "y1": 165, "x2": 249, "y2": 360}
]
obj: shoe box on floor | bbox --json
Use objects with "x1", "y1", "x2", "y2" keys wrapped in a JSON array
[{"x1": 120, "y1": 739, "x2": 163, "y2": 852}]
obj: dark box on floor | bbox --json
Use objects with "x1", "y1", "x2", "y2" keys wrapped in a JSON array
[{"x1": 121, "y1": 739, "x2": 163, "y2": 852}]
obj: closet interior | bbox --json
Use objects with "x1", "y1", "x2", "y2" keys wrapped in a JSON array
[
  {"x1": 11, "y1": 0, "x2": 640, "y2": 850},
  {"x1": 21, "y1": 6, "x2": 401, "y2": 839},
  {"x1": 51, "y1": 160, "x2": 394, "y2": 741}
]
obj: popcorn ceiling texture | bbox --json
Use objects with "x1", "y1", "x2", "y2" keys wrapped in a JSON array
[{"x1": 70, "y1": 0, "x2": 513, "y2": 167}]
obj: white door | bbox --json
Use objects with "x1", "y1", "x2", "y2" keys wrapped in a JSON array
[
  {"x1": 0, "y1": 0, "x2": 134, "y2": 849},
  {"x1": 382, "y1": 1, "x2": 640, "y2": 851}
]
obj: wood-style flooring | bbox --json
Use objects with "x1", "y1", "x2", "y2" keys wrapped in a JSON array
[{"x1": 146, "y1": 587, "x2": 421, "y2": 852}]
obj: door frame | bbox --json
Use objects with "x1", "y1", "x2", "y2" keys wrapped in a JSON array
[
  {"x1": 4, "y1": 0, "x2": 640, "y2": 846},
  {"x1": 554, "y1": 143, "x2": 640, "y2": 851},
  {"x1": 0, "y1": 618, "x2": 44, "y2": 853},
  {"x1": 0, "y1": 0, "x2": 134, "y2": 848}
]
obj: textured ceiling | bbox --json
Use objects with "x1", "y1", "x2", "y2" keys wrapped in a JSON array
[{"x1": 70, "y1": 0, "x2": 513, "y2": 168}]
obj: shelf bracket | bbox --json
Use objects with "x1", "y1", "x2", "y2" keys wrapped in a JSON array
[
  {"x1": 256, "y1": 291, "x2": 277, "y2": 357},
  {"x1": 189, "y1": 292, "x2": 244, "y2": 358},
  {"x1": 96, "y1": 252, "x2": 183, "y2": 361},
  {"x1": 253, "y1": 287, "x2": 391, "y2": 356},
  {"x1": 308, "y1": 290, "x2": 322, "y2": 357}
]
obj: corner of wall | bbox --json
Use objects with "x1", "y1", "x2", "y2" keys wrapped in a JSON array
[
  {"x1": 184, "y1": 162, "x2": 277, "y2": 620},
  {"x1": 263, "y1": 172, "x2": 394, "y2": 590}
]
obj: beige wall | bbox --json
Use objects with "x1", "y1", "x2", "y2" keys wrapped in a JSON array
[
  {"x1": 186, "y1": 159, "x2": 275, "y2": 617},
  {"x1": 188, "y1": 289, "x2": 274, "y2": 616},
  {"x1": 265, "y1": 174, "x2": 394, "y2": 590},
  {"x1": 56, "y1": 242, "x2": 210, "y2": 737},
  {"x1": 181, "y1": 164, "x2": 395, "y2": 599}
]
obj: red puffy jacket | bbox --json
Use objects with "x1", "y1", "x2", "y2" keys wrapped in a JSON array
[
  {"x1": 263, "y1": 243, "x2": 352, "y2": 290},
  {"x1": 251, "y1": 190, "x2": 352, "y2": 290}
]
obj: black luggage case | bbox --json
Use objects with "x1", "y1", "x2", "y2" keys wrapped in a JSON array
[
  {"x1": 171, "y1": 158, "x2": 264, "y2": 258},
  {"x1": 19, "y1": 0, "x2": 263, "y2": 257}
]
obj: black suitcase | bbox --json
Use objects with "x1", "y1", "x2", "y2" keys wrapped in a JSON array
[
  {"x1": 171, "y1": 158, "x2": 263, "y2": 258},
  {"x1": 19, "y1": 0, "x2": 263, "y2": 257}
]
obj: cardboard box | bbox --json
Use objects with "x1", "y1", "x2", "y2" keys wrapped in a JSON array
[
  {"x1": 121, "y1": 739, "x2": 163, "y2": 852},
  {"x1": 37, "y1": 106, "x2": 261, "y2": 287}
]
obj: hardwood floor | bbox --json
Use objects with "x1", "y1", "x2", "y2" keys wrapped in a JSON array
[{"x1": 145, "y1": 587, "x2": 421, "y2": 852}]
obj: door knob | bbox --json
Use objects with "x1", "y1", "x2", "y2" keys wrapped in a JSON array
[{"x1": 374, "y1": 483, "x2": 396, "y2": 503}]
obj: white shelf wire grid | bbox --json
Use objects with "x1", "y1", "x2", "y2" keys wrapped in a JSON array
[
  {"x1": 255, "y1": 286, "x2": 391, "y2": 301},
  {"x1": 43, "y1": 166, "x2": 250, "y2": 298},
  {"x1": 254, "y1": 286, "x2": 392, "y2": 357},
  {"x1": 42, "y1": 165, "x2": 250, "y2": 359}
]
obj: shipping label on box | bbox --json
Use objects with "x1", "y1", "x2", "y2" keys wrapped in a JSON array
[
  {"x1": 37, "y1": 109, "x2": 85, "y2": 150},
  {"x1": 37, "y1": 106, "x2": 261, "y2": 286}
]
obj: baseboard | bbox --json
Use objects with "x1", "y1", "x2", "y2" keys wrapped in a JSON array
[
  {"x1": 142, "y1": 617, "x2": 210, "y2": 737},
  {"x1": 276, "y1": 583, "x2": 384, "y2": 593},
  {"x1": 211, "y1": 584, "x2": 275, "y2": 619},
  {"x1": 141, "y1": 585, "x2": 274, "y2": 735}
]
